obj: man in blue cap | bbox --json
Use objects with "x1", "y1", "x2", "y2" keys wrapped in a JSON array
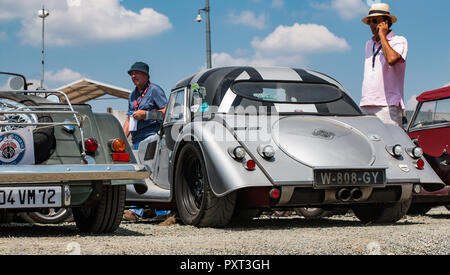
[
  {"x1": 122, "y1": 62, "x2": 168, "y2": 148},
  {"x1": 123, "y1": 61, "x2": 168, "y2": 221}
]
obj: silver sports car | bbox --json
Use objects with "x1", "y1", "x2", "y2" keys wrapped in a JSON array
[{"x1": 127, "y1": 66, "x2": 444, "y2": 227}]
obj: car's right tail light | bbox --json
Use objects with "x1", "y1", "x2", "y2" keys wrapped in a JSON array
[
  {"x1": 415, "y1": 158, "x2": 425, "y2": 169},
  {"x1": 109, "y1": 138, "x2": 130, "y2": 162},
  {"x1": 111, "y1": 138, "x2": 127, "y2": 153}
]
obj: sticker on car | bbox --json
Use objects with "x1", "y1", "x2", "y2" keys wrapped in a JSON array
[{"x1": 0, "y1": 128, "x2": 34, "y2": 165}]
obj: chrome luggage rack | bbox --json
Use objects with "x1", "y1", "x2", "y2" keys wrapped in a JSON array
[{"x1": 0, "y1": 90, "x2": 88, "y2": 159}]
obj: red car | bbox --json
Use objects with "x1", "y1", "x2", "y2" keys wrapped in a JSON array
[{"x1": 406, "y1": 86, "x2": 450, "y2": 214}]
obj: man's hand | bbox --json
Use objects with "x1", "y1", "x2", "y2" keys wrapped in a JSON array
[
  {"x1": 377, "y1": 21, "x2": 389, "y2": 39},
  {"x1": 377, "y1": 22, "x2": 402, "y2": 66},
  {"x1": 132, "y1": 110, "x2": 147, "y2": 121}
]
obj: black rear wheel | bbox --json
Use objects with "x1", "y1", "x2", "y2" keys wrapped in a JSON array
[
  {"x1": 352, "y1": 198, "x2": 412, "y2": 224},
  {"x1": 73, "y1": 184, "x2": 126, "y2": 233},
  {"x1": 175, "y1": 143, "x2": 236, "y2": 227}
]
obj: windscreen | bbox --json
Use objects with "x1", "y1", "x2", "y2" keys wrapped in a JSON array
[{"x1": 410, "y1": 98, "x2": 450, "y2": 129}]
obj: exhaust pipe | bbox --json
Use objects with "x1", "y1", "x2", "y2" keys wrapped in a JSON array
[
  {"x1": 350, "y1": 188, "x2": 363, "y2": 201},
  {"x1": 336, "y1": 188, "x2": 351, "y2": 202}
]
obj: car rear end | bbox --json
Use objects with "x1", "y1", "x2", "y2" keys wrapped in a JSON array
[{"x1": 0, "y1": 82, "x2": 149, "y2": 232}]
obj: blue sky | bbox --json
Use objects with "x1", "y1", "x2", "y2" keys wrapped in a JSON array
[{"x1": 1, "y1": 0, "x2": 449, "y2": 112}]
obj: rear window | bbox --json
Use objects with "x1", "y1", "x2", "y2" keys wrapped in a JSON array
[
  {"x1": 232, "y1": 82, "x2": 342, "y2": 103},
  {"x1": 230, "y1": 81, "x2": 361, "y2": 116}
]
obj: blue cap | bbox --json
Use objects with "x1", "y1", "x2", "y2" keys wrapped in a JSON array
[{"x1": 128, "y1": 62, "x2": 149, "y2": 76}]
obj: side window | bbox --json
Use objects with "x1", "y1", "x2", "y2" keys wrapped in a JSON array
[{"x1": 164, "y1": 89, "x2": 186, "y2": 123}]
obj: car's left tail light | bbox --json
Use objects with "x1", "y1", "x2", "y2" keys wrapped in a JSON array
[{"x1": 84, "y1": 138, "x2": 98, "y2": 154}]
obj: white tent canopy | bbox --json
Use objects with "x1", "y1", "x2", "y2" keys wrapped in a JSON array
[{"x1": 56, "y1": 78, "x2": 131, "y2": 104}]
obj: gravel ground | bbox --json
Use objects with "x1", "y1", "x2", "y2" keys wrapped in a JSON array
[{"x1": 0, "y1": 207, "x2": 449, "y2": 255}]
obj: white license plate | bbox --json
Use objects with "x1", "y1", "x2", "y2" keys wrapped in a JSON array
[{"x1": 0, "y1": 186, "x2": 62, "y2": 209}]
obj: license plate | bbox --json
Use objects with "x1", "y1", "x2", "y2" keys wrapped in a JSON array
[
  {"x1": 314, "y1": 169, "x2": 386, "y2": 188},
  {"x1": 0, "y1": 186, "x2": 62, "y2": 209}
]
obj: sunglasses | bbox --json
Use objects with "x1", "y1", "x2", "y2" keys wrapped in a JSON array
[{"x1": 370, "y1": 18, "x2": 386, "y2": 25}]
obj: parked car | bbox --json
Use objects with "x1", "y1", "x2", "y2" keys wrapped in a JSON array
[
  {"x1": 0, "y1": 72, "x2": 150, "y2": 233},
  {"x1": 126, "y1": 66, "x2": 444, "y2": 227},
  {"x1": 406, "y1": 86, "x2": 450, "y2": 214}
]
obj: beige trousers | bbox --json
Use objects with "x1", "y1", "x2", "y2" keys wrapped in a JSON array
[{"x1": 360, "y1": 106, "x2": 403, "y2": 126}]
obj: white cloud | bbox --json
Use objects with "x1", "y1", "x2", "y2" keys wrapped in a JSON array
[
  {"x1": 0, "y1": 0, "x2": 172, "y2": 46},
  {"x1": 45, "y1": 68, "x2": 83, "y2": 83},
  {"x1": 26, "y1": 78, "x2": 45, "y2": 91},
  {"x1": 228, "y1": 10, "x2": 267, "y2": 30},
  {"x1": 212, "y1": 53, "x2": 253, "y2": 67},
  {"x1": 271, "y1": 0, "x2": 285, "y2": 8},
  {"x1": 0, "y1": 0, "x2": 27, "y2": 21},
  {"x1": 405, "y1": 94, "x2": 418, "y2": 110},
  {"x1": 311, "y1": 0, "x2": 369, "y2": 20},
  {"x1": 25, "y1": 68, "x2": 83, "y2": 90},
  {"x1": 444, "y1": 82, "x2": 450, "y2": 87},
  {"x1": 213, "y1": 23, "x2": 349, "y2": 68},
  {"x1": 251, "y1": 23, "x2": 350, "y2": 54}
]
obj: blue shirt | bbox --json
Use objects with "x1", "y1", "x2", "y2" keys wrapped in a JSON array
[{"x1": 128, "y1": 81, "x2": 168, "y2": 144}]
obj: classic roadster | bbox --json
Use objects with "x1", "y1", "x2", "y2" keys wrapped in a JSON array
[
  {"x1": 126, "y1": 66, "x2": 444, "y2": 226},
  {"x1": 406, "y1": 86, "x2": 450, "y2": 214},
  {"x1": 0, "y1": 72, "x2": 150, "y2": 233}
]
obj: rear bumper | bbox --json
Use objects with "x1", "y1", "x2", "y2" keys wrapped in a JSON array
[
  {"x1": 275, "y1": 184, "x2": 412, "y2": 207},
  {"x1": 0, "y1": 164, "x2": 150, "y2": 183}
]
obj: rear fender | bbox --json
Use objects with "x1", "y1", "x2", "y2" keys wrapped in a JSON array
[{"x1": 170, "y1": 121, "x2": 273, "y2": 198}]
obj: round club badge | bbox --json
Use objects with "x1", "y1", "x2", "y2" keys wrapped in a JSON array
[{"x1": 0, "y1": 133, "x2": 26, "y2": 165}]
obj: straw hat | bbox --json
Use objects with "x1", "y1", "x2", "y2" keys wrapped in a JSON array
[{"x1": 362, "y1": 3, "x2": 397, "y2": 25}]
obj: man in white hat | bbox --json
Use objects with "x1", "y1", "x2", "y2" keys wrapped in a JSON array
[{"x1": 360, "y1": 3, "x2": 408, "y2": 126}]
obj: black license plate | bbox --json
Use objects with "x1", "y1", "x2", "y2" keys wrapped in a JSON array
[{"x1": 314, "y1": 169, "x2": 386, "y2": 188}]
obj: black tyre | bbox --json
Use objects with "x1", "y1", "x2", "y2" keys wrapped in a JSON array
[
  {"x1": 175, "y1": 143, "x2": 236, "y2": 227},
  {"x1": 0, "y1": 93, "x2": 55, "y2": 164},
  {"x1": 352, "y1": 198, "x2": 412, "y2": 224},
  {"x1": 19, "y1": 208, "x2": 73, "y2": 224},
  {"x1": 407, "y1": 204, "x2": 433, "y2": 215},
  {"x1": 73, "y1": 184, "x2": 126, "y2": 233}
]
